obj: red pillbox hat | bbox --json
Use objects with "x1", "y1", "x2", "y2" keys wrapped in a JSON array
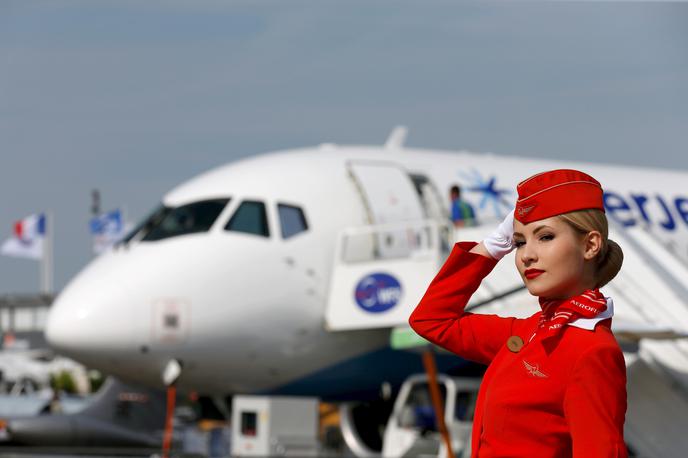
[{"x1": 514, "y1": 169, "x2": 605, "y2": 223}]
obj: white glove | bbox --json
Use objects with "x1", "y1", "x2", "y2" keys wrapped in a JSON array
[{"x1": 483, "y1": 211, "x2": 515, "y2": 260}]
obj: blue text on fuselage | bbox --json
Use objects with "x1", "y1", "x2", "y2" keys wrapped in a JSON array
[{"x1": 604, "y1": 191, "x2": 688, "y2": 232}]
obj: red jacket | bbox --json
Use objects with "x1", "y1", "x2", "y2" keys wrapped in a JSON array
[{"x1": 409, "y1": 242, "x2": 627, "y2": 458}]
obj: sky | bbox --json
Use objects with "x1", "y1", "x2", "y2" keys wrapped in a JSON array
[{"x1": 0, "y1": 0, "x2": 687, "y2": 293}]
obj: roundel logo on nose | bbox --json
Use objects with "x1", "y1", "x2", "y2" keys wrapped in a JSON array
[{"x1": 354, "y1": 273, "x2": 402, "y2": 313}]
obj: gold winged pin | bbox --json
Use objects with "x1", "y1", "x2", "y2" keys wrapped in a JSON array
[{"x1": 522, "y1": 359, "x2": 549, "y2": 378}]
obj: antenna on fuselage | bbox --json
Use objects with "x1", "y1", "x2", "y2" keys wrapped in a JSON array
[{"x1": 384, "y1": 125, "x2": 408, "y2": 150}]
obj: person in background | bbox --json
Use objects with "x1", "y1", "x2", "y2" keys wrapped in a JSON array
[{"x1": 450, "y1": 185, "x2": 477, "y2": 228}]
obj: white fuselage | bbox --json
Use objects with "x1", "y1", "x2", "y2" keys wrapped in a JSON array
[{"x1": 45, "y1": 144, "x2": 688, "y2": 396}]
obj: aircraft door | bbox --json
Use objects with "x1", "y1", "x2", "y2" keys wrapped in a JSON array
[
  {"x1": 347, "y1": 161, "x2": 426, "y2": 259},
  {"x1": 410, "y1": 173, "x2": 452, "y2": 253},
  {"x1": 348, "y1": 161, "x2": 425, "y2": 224},
  {"x1": 409, "y1": 173, "x2": 448, "y2": 223}
]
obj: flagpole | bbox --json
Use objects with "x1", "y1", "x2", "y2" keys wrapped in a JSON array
[
  {"x1": 49, "y1": 211, "x2": 54, "y2": 293},
  {"x1": 40, "y1": 213, "x2": 46, "y2": 294},
  {"x1": 41, "y1": 211, "x2": 54, "y2": 295}
]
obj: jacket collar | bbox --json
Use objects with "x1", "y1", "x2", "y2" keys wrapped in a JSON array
[{"x1": 568, "y1": 297, "x2": 614, "y2": 330}]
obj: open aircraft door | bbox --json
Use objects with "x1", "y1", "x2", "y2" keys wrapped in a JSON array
[
  {"x1": 347, "y1": 160, "x2": 427, "y2": 259},
  {"x1": 325, "y1": 161, "x2": 445, "y2": 330},
  {"x1": 347, "y1": 161, "x2": 425, "y2": 223}
]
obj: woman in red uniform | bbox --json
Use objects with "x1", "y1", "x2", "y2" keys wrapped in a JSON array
[{"x1": 409, "y1": 169, "x2": 627, "y2": 458}]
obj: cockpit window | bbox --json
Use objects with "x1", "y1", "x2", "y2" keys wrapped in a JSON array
[
  {"x1": 278, "y1": 203, "x2": 308, "y2": 239},
  {"x1": 139, "y1": 199, "x2": 229, "y2": 242},
  {"x1": 121, "y1": 205, "x2": 168, "y2": 243},
  {"x1": 225, "y1": 200, "x2": 269, "y2": 237}
]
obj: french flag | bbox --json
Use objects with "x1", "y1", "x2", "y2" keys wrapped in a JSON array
[{"x1": 1, "y1": 213, "x2": 46, "y2": 260}]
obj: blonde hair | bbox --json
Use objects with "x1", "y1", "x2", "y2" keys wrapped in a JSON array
[{"x1": 558, "y1": 209, "x2": 624, "y2": 288}]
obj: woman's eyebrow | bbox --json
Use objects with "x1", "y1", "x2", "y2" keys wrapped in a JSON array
[
  {"x1": 513, "y1": 225, "x2": 552, "y2": 238},
  {"x1": 533, "y1": 225, "x2": 552, "y2": 235}
]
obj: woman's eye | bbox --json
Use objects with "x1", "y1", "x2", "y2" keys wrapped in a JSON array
[
  {"x1": 540, "y1": 234, "x2": 554, "y2": 242},
  {"x1": 514, "y1": 240, "x2": 525, "y2": 248}
]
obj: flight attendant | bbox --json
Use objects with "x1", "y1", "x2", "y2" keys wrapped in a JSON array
[{"x1": 409, "y1": 169, "x2": 627, "y2": 457}]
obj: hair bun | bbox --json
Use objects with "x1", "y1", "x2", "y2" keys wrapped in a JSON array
[{"x1": 596, "y1": 239, "x2": 623, "y2": 288}]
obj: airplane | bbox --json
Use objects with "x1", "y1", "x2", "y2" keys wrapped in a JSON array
[
  {"x1": 1, "y1": 377, "x2": 166, "y2": 447},
  {"x1": 41, "y1": 127, "x2": 688, "y2": 455}
]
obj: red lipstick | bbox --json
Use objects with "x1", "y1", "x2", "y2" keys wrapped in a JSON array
[{"x1": 524, "y1": 269, "x2": 545, "y2": 279}]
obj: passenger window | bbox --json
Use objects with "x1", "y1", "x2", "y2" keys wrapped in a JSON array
[
  {"x1": 225, "y1": 201, "x2": 269, "y2": 237},
  {"x1": 278, "y1": 203, "x2": 308, "y2": 239},
  {"x1": 141, "y1": 199, "x2": 229, "y2": 242}
]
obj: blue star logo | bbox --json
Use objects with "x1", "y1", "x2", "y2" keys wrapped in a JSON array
[{"x1": 458, "y1": 169, "x2": 513, "y2": 219}]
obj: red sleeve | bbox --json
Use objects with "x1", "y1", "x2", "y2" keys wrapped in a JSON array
[
  {"x1": 564, "y1": 344, "x2": 628, "y2": 458},
  {"x1": 408, "y1": 241, "x2": 517, "y2": 365}
]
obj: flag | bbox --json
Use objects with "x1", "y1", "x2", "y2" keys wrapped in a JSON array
[
  {"x1": 90, "y1": 209, "x2": 128, "y2": 254},
  {"x1": 0, "y1": 213, "x2": 46, "y2": 260}
]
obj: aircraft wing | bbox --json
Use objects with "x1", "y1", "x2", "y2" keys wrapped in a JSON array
[{"x1": 611, "y1": 319, "x2": 688, "y2": 341}]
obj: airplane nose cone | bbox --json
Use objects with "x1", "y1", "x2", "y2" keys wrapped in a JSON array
[{"x1": 45, "y1": 255, "x2": 134, "y2": 359}]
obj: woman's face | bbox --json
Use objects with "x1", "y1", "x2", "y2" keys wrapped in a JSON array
[{"x1": 513, "y1": 216, "x2": 599, "y2": 300}]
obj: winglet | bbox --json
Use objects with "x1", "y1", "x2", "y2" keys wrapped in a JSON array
[{"x1": 385, "y1": 126, "x2": 408, "y2": 150}]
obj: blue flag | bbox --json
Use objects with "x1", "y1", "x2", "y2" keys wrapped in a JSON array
[{"x1": 90, "y1": 209, "x2": 126, "y2": 254}]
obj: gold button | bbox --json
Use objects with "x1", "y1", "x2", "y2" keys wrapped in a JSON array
[{"x1": 507, "y1": 335, "x2": 524, "y2": 353}]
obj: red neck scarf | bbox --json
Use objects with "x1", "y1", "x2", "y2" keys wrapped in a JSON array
[{"x1": 537, "y1": 289, "x2": 607, "y2": 339}]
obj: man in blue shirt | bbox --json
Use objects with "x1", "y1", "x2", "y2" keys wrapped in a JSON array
[{"x1": 450, "y1": 185, "x2": 477, "y2": 228}]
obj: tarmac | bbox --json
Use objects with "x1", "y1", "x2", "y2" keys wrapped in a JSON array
[{"x1": 0, "y1": 448, "x2": 202, "y2": 458}]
